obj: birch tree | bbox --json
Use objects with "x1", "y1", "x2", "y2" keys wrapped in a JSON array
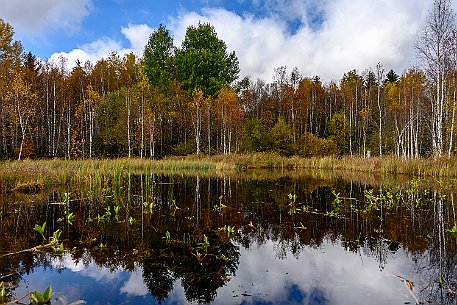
[
  {"x1": 190, "y1": 89, "x2": 207, "y2": 154},
  {"x1": 376, "y1": 63, "x2": 385, "y2": 157},
  {"x1": 416, "y1": 0, "x2": 456, "y2": 157},
  {"x1": 5, "y1": 70, "x2": 37, "y2": 160},
  {"x1": 84, "y1": 85, "x2": 101, "y2": 158}
]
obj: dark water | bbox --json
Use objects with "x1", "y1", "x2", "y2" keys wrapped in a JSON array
[{"x1": 1, "y1": 173, "x2": 457, "y2": 305}]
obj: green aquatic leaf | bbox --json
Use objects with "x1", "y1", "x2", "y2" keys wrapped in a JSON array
[{"x1": 33, "y1": 222, "x2": 46, "y2": 240}]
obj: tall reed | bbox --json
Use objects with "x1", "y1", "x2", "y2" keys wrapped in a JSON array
[{"x1": 1, "y1": 154, "x2": 457, "y2": 193}]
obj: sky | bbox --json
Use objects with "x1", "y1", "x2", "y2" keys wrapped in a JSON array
[{"x1": 1, "y1": 0, "x2": 454, "y2": 82}]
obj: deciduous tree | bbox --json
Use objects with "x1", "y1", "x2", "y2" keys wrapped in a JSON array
[{"x1": 416, "y1": 0, "x2": 456, "y2": 156}]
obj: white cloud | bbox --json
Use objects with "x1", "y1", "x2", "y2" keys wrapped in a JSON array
[
  {"x1": 50, "y1": 252, "x2": 122, "y2": 282},
  {"x1": 0, "y1": 0, "x2": 92, "y2": 36},
  {"x1": 168, "y1": 1, "x2": 433, "y2": 82},
  {"x1": 48, "y1": 0, "x2": 438, "y2": 82},
  {"x1": 49, "y1": 24, "x2": 153, "y2": 70},
  {"x1": 121, "y1": 24, "x2": 155, "y2": 52},
  {"x1": 49, "y1": 38, "x2": 122, "y2": 69}
]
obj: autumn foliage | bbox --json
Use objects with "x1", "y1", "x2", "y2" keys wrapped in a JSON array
[{"x1": 0, "y1": 9, "x2": 456, "y2": 160}]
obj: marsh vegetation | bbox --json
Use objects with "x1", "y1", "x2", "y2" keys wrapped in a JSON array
[{"x1": 1, "y1": 161, "x2": 457, "y2": 304}]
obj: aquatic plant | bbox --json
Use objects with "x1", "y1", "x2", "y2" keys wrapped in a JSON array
[
  {"x1": 164, "y1": 231, "x2": 171, "y2": 243},
  {"x1": 143, "y1": 200, "x2": 155, "y2": 214},
  {"x1": 30, "y1": 285, "x2": 52, "y2": 304},
  {"x1": 50, "y1": 230, "x2": 63, "y2": 255},
  {"x1": 287, "y1": 193, "x2": 297, "y2": 203},
  {"x1": 447, "y1": 225, "x2": 457, "y2": 238},
  {"x1": 200, "y1": 234, "x2": 210, "y2": 252},
  {"x1": 213, "y1": 195, "x2": 227, "y2": 212},
  {"x1": 218, "y1": 225, "x2": 235, "y2": 237},
  {"x1": 287, "y1": 193, "x2": 300, "y2": 215},
  {"x1": 33, "y1": 222, "x2": 46, "y2": 241},
  {"x1": 96, "y1": 206, "x2": 114, "y2": 224},
  {"x1": 57, "y1": 193, "x2": 75, "y2": 225},
  {"x1": 113, "y1": 205, "x2": 120, "y2": 222},
  {"x1": 0, "y1": 281, "x2": 5, "y2": 303}
]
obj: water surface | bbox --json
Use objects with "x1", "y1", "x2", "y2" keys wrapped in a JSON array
[{"x1": 1, "y1": 173, "x2": 456, "y2": 304}]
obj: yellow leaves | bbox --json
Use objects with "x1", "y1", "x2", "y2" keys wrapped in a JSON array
[
  {"x1": 4, "y1": 70, "x2": 37, "y2": 121},
  {"x1": 85, "y1": 84, "x2": 101, "y2": 105},
  {"x1": 405, "y1": 279, "x2": 414, "y2": 291},
  {"x1": 215, "y1": 87, "x2": 244, "y2": 124},
  {"x1": 384, "y1": 82, "x2": 403, "y2": 113},
  {"x1": 191, "y1": 88, "x2": 210, "y2": 109},
  {"x1": 359, "y1": 107, "x2": 371, "y2": 119}
]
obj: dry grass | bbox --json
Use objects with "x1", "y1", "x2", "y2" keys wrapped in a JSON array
[{"x1": 0, "y1": 154, "x2": 456, "y2": 192}]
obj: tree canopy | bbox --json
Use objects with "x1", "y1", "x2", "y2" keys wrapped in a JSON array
[
  {"x1": 144, "y1": 22, "x2": 239, "y2": 98},
  {"x1": 143, "y1": 24, "x2": 174, "y2": 92},
  {"x1": 0, "y1": 13, "x2": 456, "y2": 159}
]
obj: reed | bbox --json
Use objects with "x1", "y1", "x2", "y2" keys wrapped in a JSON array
[{"x1": 1, "y1": 154, "x2": 457, "y2": 192}]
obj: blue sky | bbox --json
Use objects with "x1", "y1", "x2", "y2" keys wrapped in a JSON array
[{"x1": 2, "y1": 0, "x2": 452, "y2": 82}]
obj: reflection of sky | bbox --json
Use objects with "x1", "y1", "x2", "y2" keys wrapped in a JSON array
[
  {"x1": 214, "y1": 238, "x2": 414, "y2": 305},
  {"x1": 15, "y1": 239, "x2": 419, "y2": 305}
]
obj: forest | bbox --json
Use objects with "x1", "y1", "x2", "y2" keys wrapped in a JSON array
[{"x1": 0, "y1": 0, "x2": 455, "y2": 160}]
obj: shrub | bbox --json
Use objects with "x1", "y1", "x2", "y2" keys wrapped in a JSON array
[{"x1": 295, "y1": 132, "x2": 340, "y2": 157}]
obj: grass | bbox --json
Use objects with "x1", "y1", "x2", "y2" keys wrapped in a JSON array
[{"x1": 1, "y1": 153, "x2": 457, "y2": 193}]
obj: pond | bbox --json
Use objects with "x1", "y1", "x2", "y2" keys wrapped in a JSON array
[{"x1": 1, "y1": 172, "x2": 457, "y2": 304}]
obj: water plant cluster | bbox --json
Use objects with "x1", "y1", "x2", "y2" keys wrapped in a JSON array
[{"x1": 1, "y1": 171, "x2": 457, "y2": 304}]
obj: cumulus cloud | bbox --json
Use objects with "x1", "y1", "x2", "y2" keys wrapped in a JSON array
[
  {"x1": 121, "y1": 24, "x2": 155, "y2": 52},
  {"x1": 48, "y1": 0, "x2": 441, "y2": 82},
  {"x1": 49, "y1": 24, "x2": 153, "y2": 70},
  {"x1": 169, "y1": 0, "x2": 433, "y2": 82},
  {"x1": 0, "y1": 0, "x2": 92, "y2": 36}
]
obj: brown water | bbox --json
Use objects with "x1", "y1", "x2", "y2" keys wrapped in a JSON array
[{"x1": 0, "y1": 173, "x2": 456, "y2": 304}]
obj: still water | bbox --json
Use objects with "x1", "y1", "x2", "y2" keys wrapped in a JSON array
[{"x1": 1, "y1": 173, "x2": 456, "y2": 304}]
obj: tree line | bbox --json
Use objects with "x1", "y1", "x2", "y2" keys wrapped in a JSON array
[{"x1": 0, "y1": 0, "x2": 455, "y2": 160}]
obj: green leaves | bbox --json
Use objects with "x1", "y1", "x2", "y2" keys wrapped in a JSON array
[
  {"x1": 145, "y1": 22, "x2": 239, "y2": 98},
  {"x1": 30, "y1": 285, "x2": 52, "y2": 304},
  {"x1": 144, "y1": 24, "x2": 175, "y2": 92},
  {"x1": 164, "y1": 230, "x2": 171, "y2": 243},
  {"x1": 447, "y1": 225, "x2": 457, "y2": 238},
  {"x1": 33, "y1": 222, "x2": 46, "y2": 241},
  {"x1": 0, "y1": 281, "x2": 6, "y2": 300}
]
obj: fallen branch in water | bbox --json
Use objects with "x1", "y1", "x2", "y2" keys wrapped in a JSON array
[
  {"x1": 388, "y1": 273, "x2": 421, "y2": 304},
  {"x1": 0, "y1": 242, "x2": 56, "y2": 258}
]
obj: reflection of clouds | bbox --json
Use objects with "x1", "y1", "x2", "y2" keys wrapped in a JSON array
[
  {"x1": 209, "y1": 238, "x2": 415, "y2": 305},
  {"x1": 51, "y1": 252, "x2": 122, "y2": 282},
  {"x1": 164, "y1": 279, "x2": 188, "y2": 304},
  {"x1": 45, "y1": 240, "x2": 418, "y2": 304},
  {"x1": 119, "y1": 265, "x2": 149, "y2": 297},
  {"x1": 75, "y1": 264, "x2": 121, "y2": 282},
  {"x1": 51, "y1": 254, "x2": 86, "y2": 272}
]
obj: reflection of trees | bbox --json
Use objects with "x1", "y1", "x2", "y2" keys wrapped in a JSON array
[
  {"x1": 3, "y1": 173, "x2": 457, "y2": 304},
  {"x1": 143, "y1": 233, "x2": 239, "y2": 303},
  {"x1": 142, "y1": 257, "x2": 174, "y2": 303}
]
